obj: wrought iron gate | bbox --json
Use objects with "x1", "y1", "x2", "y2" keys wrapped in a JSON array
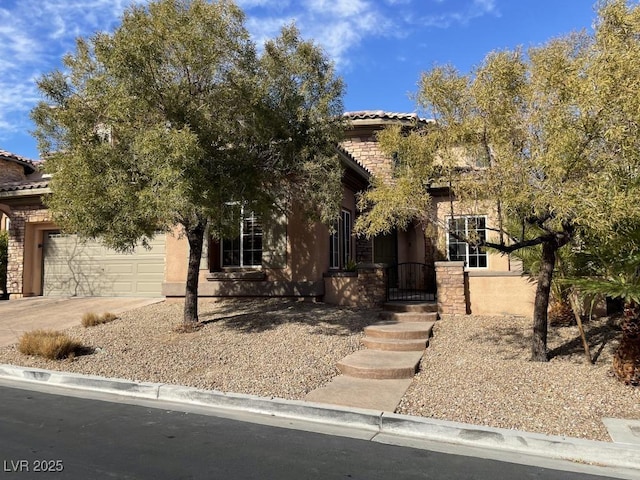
[{"x1": 386, "y1": 262, "x2": 436, "y2": 302}]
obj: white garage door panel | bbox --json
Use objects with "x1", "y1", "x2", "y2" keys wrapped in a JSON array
[{"x1": 43, "y1": 234, "x2": 165, "y2": 297}]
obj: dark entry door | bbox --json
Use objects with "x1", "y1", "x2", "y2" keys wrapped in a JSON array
[{"x1": 373, "y1": 230, "x2": 397, "y2": 265}]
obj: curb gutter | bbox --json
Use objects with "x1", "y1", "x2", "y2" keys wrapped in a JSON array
[{"x1": 1, "y1": 364, "x2": 638, "y2": 472}]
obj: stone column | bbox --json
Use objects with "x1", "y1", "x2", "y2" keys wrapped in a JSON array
[
  {"x1": 435, "y1": 261, "x2": 467, "y2": 315},
  {"x1": 355, "y1": 263, "x2": 387, "y2": 307},
  {"x1": 6, "y1": 206, "x2": 51, "y2": 299}
]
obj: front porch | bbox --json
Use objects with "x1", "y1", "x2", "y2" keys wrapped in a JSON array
[{"x1": 323, "y1": 261, "x2": 467, "y2": 315}]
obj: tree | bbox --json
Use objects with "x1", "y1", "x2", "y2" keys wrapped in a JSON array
[
  {"x1": 356, "y1": 0, "x2": 640, "y2": 361},
  {"x1": 31, "y1": 0, "x2": 344, "y2": 325}
]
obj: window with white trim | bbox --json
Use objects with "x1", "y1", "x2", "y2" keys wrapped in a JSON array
[
  {"x1": 329, "y1": 210, "x2": 352, "y2": 269},
  {"x1": 447, "y1": 216, "x2": 488, "y2": 268},
  {"x1": 222, "y1": 208, "x2": 262, "y2": 267}
]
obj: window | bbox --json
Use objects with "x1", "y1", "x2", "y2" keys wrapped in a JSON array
[
  {"x1": 447, "y1": 216, "x2": 488, "y2": 268},
  {"x1": 329, "y1": 210, "x2": 352, "y2": 269},
  {"x1": 222, "y1": 208, "x2": 262, "y2": 267}
]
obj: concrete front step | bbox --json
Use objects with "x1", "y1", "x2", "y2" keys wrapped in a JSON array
[
  {"x1": 362, "y1": 336, "x2": 427, "y2": 351},
  {"x1": 337, "y1": 350, "x2": 424, "y2": 379},
  {"x1": 304, "y1": 375, "x2": 413, "y2": 411},
  {"x1": 379, "y1": 311, "x2": 438, "y2": 323},
  {"x1": 364, "y1": 321, "x2": 435, "y2": 340},
  {"x1": 383, "y1": 301, "x2": 437, "y2": 313}
]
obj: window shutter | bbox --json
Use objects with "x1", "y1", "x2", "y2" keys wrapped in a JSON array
[{"x1": 262, "y1": 212, "x2": 287, "y2": 269}]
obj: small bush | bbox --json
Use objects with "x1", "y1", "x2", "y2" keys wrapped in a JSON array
[
  {"x1": 81, "y1": 312, "x2": 100, "y2": 327},
  {"x1": 82, "y1": 312, "x2": 118, "y2": 327},
  {"x1": 18, "y1": 330, "x2": 82, "y2": 360}
]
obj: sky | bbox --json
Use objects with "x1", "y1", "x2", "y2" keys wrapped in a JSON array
[{"x1": 0, "y1": 0, "x2": 601, "y2": 161}]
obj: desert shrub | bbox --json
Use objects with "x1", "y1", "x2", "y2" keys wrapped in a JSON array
[
  {"x1": 101, "y1": 312, "x2": 117, "y2": 323},
  {"x1": 18, "y1": 330, "x2": 82, "y2": 360},
  {"x1": 81, "y1": 312, "x2": 118, "y2": 327},
  {"x1": 81, "y1": 312, "x2": 100, "y2": 327}
]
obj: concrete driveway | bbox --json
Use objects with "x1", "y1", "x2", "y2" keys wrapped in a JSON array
[{"x1": 0, "y1": 297, "x2": 163, "y2": 347}]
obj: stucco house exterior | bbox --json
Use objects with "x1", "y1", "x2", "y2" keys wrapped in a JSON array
[{"x1": 0, "y1": 111, "x2": 536, "y2": 316}]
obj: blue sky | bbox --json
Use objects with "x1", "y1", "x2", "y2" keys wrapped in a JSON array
[{"x1": 0, "y1": 0, "x2": 600, "y2": 161}]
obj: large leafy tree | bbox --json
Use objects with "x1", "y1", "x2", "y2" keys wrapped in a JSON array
[
  {"x1": 31, "y1": 0, "x2": 344, "y2": 324},
  {"x1": 356, "y1": 0, "x2": 640, "y2": 361}
]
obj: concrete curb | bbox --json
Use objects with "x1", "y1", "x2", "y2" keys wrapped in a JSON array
[{"x1": 1, "y1": 364, "x2": 638, "y2": 471}]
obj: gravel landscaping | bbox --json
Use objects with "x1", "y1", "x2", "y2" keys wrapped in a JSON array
[
  {"x1": 0, "y1": 298, "x2": 638, "y2": 442},
  {"x1": 397, "y1": 314, "x2": 640, "y2": 441}
]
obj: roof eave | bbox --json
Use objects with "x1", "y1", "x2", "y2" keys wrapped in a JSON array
[{"x1": 0, "y1": 187, "x2": 51, "y2": 199}]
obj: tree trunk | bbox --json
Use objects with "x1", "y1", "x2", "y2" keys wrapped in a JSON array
[
  {"x1": 568, "y1": 289, "x2": 592, "y2": 364},
  {"x1": 183, "y1": 220, "x2": 207, "y2": 324},
  {"x1": 531, "y1": 240, "x2": 556, "y2": 362}
]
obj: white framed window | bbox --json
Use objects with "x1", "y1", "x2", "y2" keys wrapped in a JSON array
[
  {"x1": 222, "y1": 208, "x2": 262, "y2": 267},
  {"x1": 447, "y1": 215, "x2": 488, "y2": 268},
  {"x1": 329, "y1": 210, "x2": 352, "y2": 269}
]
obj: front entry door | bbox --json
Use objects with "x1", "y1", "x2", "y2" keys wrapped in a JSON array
[{"x1": 373, "y1": 230, "x2": 397, "y2": 265}]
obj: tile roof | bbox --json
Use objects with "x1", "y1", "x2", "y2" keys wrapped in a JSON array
[
  {"x1": 336, "y1": 144, "x2": 371, "y2": 176},
  {"x1": 0, "y1": 149, "x2": 40, "y2": 173},
  {"x1": 0, "y1": 179, "x2": 49, "y2": 193},
  {"x1": 343, "y1": 110, "x2": 434, "y2": 124}
]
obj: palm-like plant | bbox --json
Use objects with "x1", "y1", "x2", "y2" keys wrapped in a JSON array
[{"x1": 570, "y1": 226, "x2": 640, "y2": 386}]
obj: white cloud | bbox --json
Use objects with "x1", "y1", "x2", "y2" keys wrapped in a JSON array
[
  {"x1": 0, "y1": 0, "x2": 136, "y2": 136},
  {"x1": 410, "y1": 0, "x2": 500, "y2": 28},
  {"x1": 240, "y1": 0, "x2": 397, "y2": 66},
  {"x1": 0, "y1": 0, "x2": 499, "y2": 145}
]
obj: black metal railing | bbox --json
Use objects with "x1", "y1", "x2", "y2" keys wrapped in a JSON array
[{"x1": 386, "y1": 262, "x2": 436, "y2": 302}]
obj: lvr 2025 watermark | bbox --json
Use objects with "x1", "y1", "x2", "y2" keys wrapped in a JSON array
[{"x1": 3, "y1": 460, "x2": 64, "y2": 473}]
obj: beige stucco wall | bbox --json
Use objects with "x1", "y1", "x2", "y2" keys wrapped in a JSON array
[
  {"x1": 429, "y1": 195, "x2": 536, "y2": 316},
  {"x1": 433, "y1": 195, "x2": 522, "y2": 273},
  {"x1": 163, "y1": 185, "x2": 360, "y2": 298},
  {"x1": 467, "y1": 272, "x2": 536, "y2": 317},
  {"x1": 164, "y1": 226, "x2": 190, "y2": 283},
  {"x1": 323, "y1": 274, "x2": 358, "y2": 306}
]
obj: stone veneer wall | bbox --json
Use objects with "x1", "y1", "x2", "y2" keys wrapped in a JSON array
[
  {"x1": 435, "y1": 261, "x2": 468, "y2": 315},
  {"x1": 355, "y1": 264, "x2": 387, "y2": 307},
  {"x1": 340, "y1": 135, "x2": 393, "y2": 181},
  {"x1": 0, "y1": 159, "x2": 27, "y2": 184},
  {"x1": 7, "y1": 206, "x2": 51, "y2": 298}
]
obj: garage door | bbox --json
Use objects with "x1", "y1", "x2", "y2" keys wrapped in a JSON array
[{"x1": 42, "y1": 233, "x2": 165, "y2": 297}]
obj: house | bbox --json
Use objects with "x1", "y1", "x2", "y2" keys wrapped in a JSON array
[{"x1": 0, "y1": 111, "x2": 536, "y2": 316}]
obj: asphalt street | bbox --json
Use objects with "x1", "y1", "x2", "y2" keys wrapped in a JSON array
[{"x1": 0, "y1": 384, "x2": 622, "y2": 480}]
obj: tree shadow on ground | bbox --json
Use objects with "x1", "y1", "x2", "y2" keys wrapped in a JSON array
[
  {"x1": 197, "y1": 298, "x2": 379, "y2": 336},
  {"x1": 548, "y1": 318, "x2": 621, "y2": 363},
  {"x1": 469, "y1": 316, "x2": 621, "y2": 363},
  {"x1": 475, "y1": 326, "x2": 531, "y2": 359}
]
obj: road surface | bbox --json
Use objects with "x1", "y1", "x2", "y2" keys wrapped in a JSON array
[{"x1": 0, "y1": 383, "x2": 624, "y2": 479}]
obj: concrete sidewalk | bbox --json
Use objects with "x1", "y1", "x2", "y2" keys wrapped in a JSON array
[
  {"x1": 0, "y1": 364, "x2": 638, "y2": 479},
  {"x1": 0, "y1": 297, "x2": 163, "y2": 346}
]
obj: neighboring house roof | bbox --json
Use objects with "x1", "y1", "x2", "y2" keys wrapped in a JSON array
[
  {"x1": 0, "y1": 179, "x2": 50, "y2": 194},
  {"x1": 0, "y1": 149, "x2": 39, "y2": 174},
  {"x1": 0, "y1": 149, "x2": 48, "y2": 198},
  {"x1": 343, "y1": 110, "x2": 434, "y2": 126}
]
